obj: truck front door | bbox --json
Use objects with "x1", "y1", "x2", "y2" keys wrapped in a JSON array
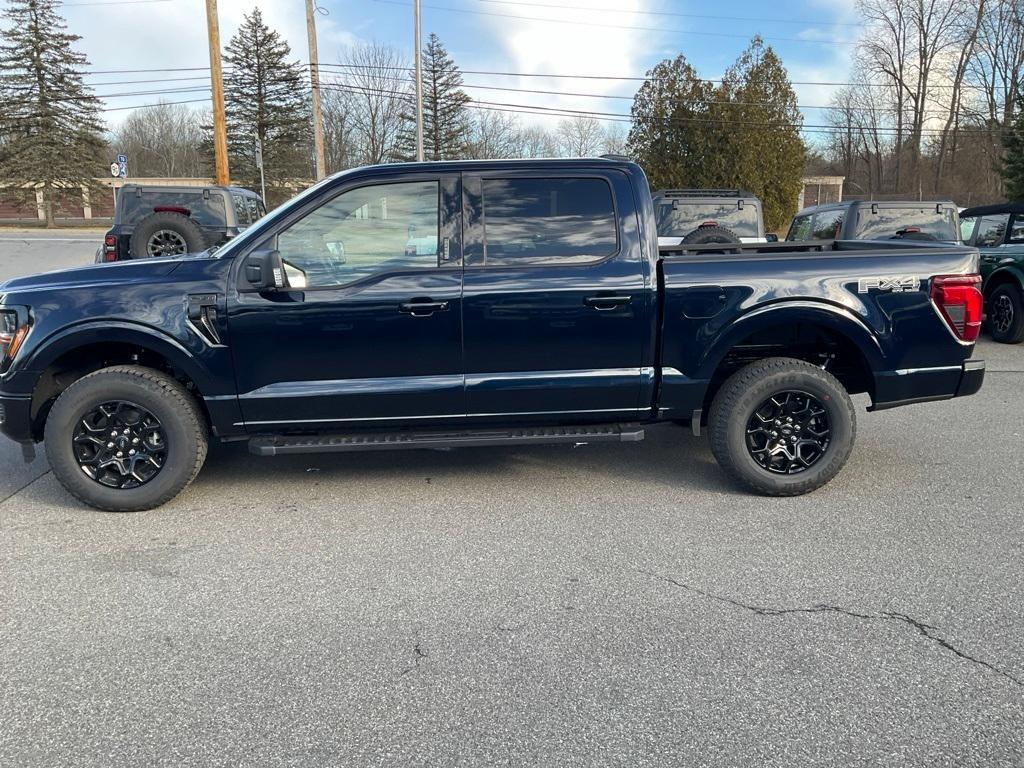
[
  {"x1": 226, "y1": 172, "x2": 464, "y2": 429},
  {"x1": 460, "y1": 169, "x2": 649, "y2": 421}
]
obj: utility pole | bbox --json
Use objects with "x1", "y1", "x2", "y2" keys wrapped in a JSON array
[
  {"x1": 305, "y1": 0, "x2": 327, "y2": 180},
  {"x1": 413, "y1": 0, "x2": 424, "y2": 162},
  {"x1": 205, "y1": 0, "x2": 230, "y2": 185}
]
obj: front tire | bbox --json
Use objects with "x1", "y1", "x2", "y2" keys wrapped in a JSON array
[
  {"x1": 44, "y1": 366, "x2": 208, "y2": 512},
  {"x1": 987, "y1": 284, "x2": 1024, "y2": 344},
  {"x1": 708, "y1": 357, "x2": 856, "y2": 496}
]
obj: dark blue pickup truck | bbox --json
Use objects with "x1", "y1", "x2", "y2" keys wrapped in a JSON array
[{"x1": 0, "y1": 159, "x2": 986, "y2": 511}]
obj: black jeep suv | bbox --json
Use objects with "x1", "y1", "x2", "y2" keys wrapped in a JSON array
[{"x1": 98, "y1": 184, "x2": 266, "y2": 262}]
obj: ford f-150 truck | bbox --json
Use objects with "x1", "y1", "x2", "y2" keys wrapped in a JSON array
[{"x1": 0, "y1": 159, "x2": 986, "y2": 511}]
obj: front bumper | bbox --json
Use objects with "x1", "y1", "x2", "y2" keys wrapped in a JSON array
[
  {"x1": 870, "y1": 359, "x2": 985, "y2": 411},
  {"x1": 0, "y1": 392, "x2": 34, "y2": 444}
]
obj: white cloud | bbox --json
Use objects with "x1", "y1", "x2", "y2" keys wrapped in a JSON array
[{"x1": 464, "y1": 0, "x2": 666, "y2": 131}]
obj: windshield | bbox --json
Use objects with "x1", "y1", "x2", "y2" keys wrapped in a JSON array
[
  {"x1": 854, "y1": 206, "x2": 958, "y2": 241},
  {"x1": 655, "y1": 201, "x2": 760, "y2": 238}
]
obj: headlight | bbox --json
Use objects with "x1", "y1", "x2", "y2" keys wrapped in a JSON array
[{"x1": 0, "y1": 308, "x2": 29, "y2": 370}]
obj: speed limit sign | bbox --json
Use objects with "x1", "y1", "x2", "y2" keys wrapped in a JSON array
[{"x1": 109, "y1": 162, "x2": 120, "y2": 178}]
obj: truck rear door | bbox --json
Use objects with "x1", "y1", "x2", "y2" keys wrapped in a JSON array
[{"x1": 460, "y1": 169, "x2": 649, "y2": 420}]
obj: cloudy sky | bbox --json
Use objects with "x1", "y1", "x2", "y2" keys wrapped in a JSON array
[{"x1": 53, "y1": 0, "x2": 863, "y2": 143}]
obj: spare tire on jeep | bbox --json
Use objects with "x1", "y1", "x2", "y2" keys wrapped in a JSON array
[
  {"x1": 129, "y1": 210, "x2": 208, "y2": 258},
  {"x1": 682, "y1": 223, "x2": 742, "y2": 251}
]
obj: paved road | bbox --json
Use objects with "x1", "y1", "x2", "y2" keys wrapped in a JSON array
[{"x1": 1, "y1": 239, "x2": 1022, "y2": 767}]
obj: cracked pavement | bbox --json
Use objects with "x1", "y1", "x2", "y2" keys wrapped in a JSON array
[{"x1": 1, "y1": 237, "x2": 1022, "y2": 766}]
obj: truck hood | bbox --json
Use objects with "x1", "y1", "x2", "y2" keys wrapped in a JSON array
[{"x1": 0, "y1": 256, "x2": 186, "y2": 296}]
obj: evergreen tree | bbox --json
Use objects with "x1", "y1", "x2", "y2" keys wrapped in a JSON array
[
  {"x1": 714, "y1": 37, "x2": 806, "y2": 231},
  {"x1": 626, "y1": 54, "x2": 715, "y2": 190},
  {"x1": 0, "y1": 0, "x2": 105, "y2": 226},
  {"x1": 222, "y1": 8, "x2": 311, "y2": 200},
  {"x1": 398, "y1": 33, "x2": 471, "y2": 161},
  {"x1": 1002, "y1": 100, "x2": 1024, "y2": 200}
]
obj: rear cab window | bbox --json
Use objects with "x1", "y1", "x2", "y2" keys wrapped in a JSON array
[
  {"x1": 854, "y1": 205, "x2": 958, "y2": 241},
  {"x1": 655, "y1": 201, "x2": 760, "y2": 239}
]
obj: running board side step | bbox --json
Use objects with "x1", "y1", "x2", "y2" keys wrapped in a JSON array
[{"x1": 249, "y1": 424, "x2": 645, "y2": 456}]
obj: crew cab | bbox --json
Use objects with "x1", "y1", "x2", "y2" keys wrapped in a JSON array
[{"x1": 0, "y1": 159, "x2": 985, "y2": 511}]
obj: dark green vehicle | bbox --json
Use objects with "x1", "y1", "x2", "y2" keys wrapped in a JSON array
[{"x1": 959, "y1": 203, "x2": 1024, "y2": 344}]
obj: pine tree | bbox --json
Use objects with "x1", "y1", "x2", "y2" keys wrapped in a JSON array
[
  {"x1": 398, "y1": 33, "x2": 471, "y2": 161},
  {"x1": 1002, "y1": 100, "x2": 1024, "y2": 200},
  {"x1": 626, "y1": 55, "x2": 716, "y2": 190},
  {"x1": 222, "y1": 8, "x2": 311, "y2": 201},
  {"x1": 0, "y1": 0, "x2": 105, "y2": 227},
  {"x1": 714, "y1": 37, "x2": 806, "y2": 231}
]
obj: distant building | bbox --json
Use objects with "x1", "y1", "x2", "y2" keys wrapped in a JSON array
[{"x1": 798, "y1": 175, "x2": 845, "y2": 210}]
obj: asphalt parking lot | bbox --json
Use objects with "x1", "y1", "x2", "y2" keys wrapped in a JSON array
[{"x1": 1, "y1": 231, "x2": 1022, "y2": 767}]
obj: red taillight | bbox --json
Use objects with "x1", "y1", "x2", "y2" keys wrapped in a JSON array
[
  {"x1": 930, "y1": 274, "x2": 982, "y2": 342},
  {"x1": 103, "y1": 234, "x2": 117, "y2": 262}
]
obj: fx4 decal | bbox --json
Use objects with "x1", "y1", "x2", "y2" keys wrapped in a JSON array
[{"x1": 857, "y1": 276, "x2": 921, "y2": 294}]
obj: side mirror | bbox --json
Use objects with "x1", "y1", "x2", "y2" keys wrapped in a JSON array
[
  {"x1": 765, "y1": 233, "x2": 779, "y2": 243},
  {"x1": 242, "y1": 249, "x2": 286, "y2": 291}
]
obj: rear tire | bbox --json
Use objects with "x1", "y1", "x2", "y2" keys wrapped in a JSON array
[
  {"x1": 708, "y1": 357, "x2": 856, "y2": 496},
  {"x1": 44, "y1": 366, "x2": 208, "y2": 512},
  {"x1": 129, "y1": 211, "x2": 207, "y2": 258},
  {"x1": 987, "y1": 283, "x2": 1024, "y2": 344}
]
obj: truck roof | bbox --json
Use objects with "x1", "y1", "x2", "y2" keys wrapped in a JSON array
[
  {"x1": 117, "y1": 183, "x2": 262, "y2": 197},
  {"x1": 959, "y1": 202, "x2": 1024, "y2": 218},
  {"x1": 796, "y1": 199, "x2": 957, "y2": 216}
]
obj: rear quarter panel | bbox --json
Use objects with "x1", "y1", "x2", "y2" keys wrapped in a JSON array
[{"x1": 658, "y1": 242, "x2": 980, "y2": 414}]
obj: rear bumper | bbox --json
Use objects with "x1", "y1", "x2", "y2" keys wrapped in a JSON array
[{"x1": 870, "y1": 359, "x2": 985, "y2": 411}]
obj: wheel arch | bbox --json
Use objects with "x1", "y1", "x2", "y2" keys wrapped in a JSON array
[
  {"x1": 983, "y1": 266, "x2": 1024, "y2": 300},
  {"x1": 22, "y1": 322, "x2": 215, "y2": 439},
  {"x1": 696, "y1": 301, "x2": 883, "y2": 409}
]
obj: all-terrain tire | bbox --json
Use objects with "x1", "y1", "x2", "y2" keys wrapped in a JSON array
[
  {"x1": 987, "y1": 283, "x2": 1024, "y2": 344},
  {"x1": 129, "y1": 211, "x2": 208, "y2": 258},
  {"x1": 708, "y1": 357, "x2": 856, "y2": 496},
  {"x1": 44, "y1": 366, "x2": 208, "y2": 512}
]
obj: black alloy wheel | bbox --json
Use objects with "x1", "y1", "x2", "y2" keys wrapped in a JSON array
[
  {"x1": 744, "y1": 391, "x2": 831, "y2": 474},
  {"x1": 72, "y1": 400, "x2": 168, "y2": 489},
  {"x1": 990, "y1": 292, "x2": 1014, "y2": 336}
]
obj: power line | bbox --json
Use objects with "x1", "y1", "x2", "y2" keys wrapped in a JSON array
[
  {"x1": 58, "y1": 0, "x2": 172, "y2": 5},
  {"x1": 314, "y1": 61, "x2": 993, "y2": 92},
  {"x1": 471, "y1": 0, "x2": 865, "y2": 27},
  {"x1": 371, "y1": 0, "x2": 857, "y2": 46},
  {"x1": 319, "y1": 81, "x2": 1009, "y2": 136}
]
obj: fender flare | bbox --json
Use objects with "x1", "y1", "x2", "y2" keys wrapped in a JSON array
[
  {"x1": 983, "y1": 265, "x2": 1024, "y2": 298},
  {"x1": 22, "y1": 320, "x2": 217, "y2": 394},
  {"x1": 694, "y1": 300, "x2": 886, "y2": 382}
]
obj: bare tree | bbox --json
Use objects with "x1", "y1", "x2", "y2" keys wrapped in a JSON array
[
  {"x1": 113, "y1": 101, "x2": 206, "y2": 177},
  {"x1": 556, "y1": 116, "x2": 604, "y2": 157},
  {"x1": 520, "y1": 125, "x2": 560, "y2": 157},
  {"x1": 463, "y1": 109, "x2": 526, "y2": 159},
  {"x1": 320, "y1": 87, "x2": 357, "y2": 173},
  {"x1": 601, "y1": 122, "x2": 628, "y2": 155},
  {"x1": 326, "y1": 43, "x2": 410, "y2": 166}
]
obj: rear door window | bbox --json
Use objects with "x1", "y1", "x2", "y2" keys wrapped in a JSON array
[
  {"x1": 975, "y1": 215, "x2": 1009, "y2": 246},
  {"x1": 480, "y1": 177, "x2": 617, "y2": 266}
]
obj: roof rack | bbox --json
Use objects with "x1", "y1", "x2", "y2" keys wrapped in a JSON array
[
  {"x1": 599, "y1": 154, "x2": 631, "y2": 162},
  {"x1": 655, "y1": 188, "x2": 757, "y2": 199}
]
